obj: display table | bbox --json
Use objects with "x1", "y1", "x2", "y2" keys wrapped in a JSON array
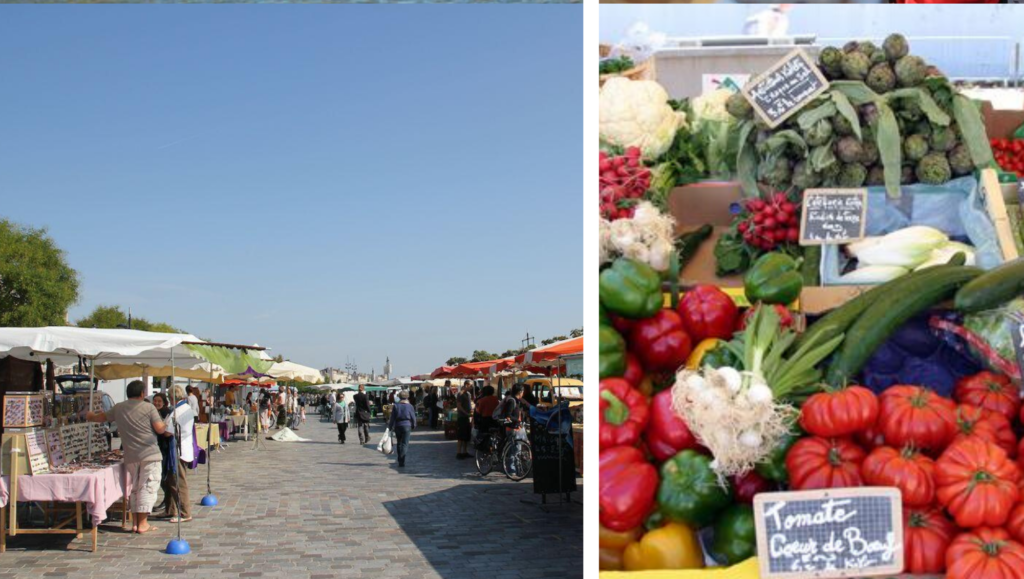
[
  {"x1": 0, "y1": 462, "x2": 126, "y2": 553},
  {"x1": 195, "y1": 423, "x2": 222, "y2": 451},
  {"x1": 229, "y1": 414, "x2": 250, "y2": 440}
]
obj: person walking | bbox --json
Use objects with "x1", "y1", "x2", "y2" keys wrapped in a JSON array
[
  {"x1": 388, "y1": 391, "x2": 417, "y2": 468},
  {"x1": 456, "y1": 381, "x2": 473, "y2": 459},
  {"x1": 162, "y1": 386, "x2": 196, "y2": 523},
  {"x1": 86, "y1": 380, "x2": 167, "y2": 534},
  {"x1": 333, "y1": 391, "x2": 350, "y2": 444},
  {"x1": 151, "y1": 393, "x2": 172, "y2": 514},
  {"x1": 353, "y1": 384, "x2": 372, "y2": 444}
]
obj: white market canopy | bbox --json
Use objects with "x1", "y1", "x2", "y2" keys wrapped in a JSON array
[
  {"x1": 267, "y1": 360, "x2": 323, "y2": 383},
  {"x1": 0, "y1": 327, "x2": 208, "y2": 367}
]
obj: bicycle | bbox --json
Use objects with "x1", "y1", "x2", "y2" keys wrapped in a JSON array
[{"x1": 475, "y1": 423, "x2": 533, "y2": 481}]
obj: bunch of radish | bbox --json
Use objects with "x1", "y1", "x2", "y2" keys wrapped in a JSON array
[
  {"x1": 600, "y1": 147, "x2": 651, "y2": 221},
  {"x1": 736, "y1": 192, "x2": 800, "y2": 251}
]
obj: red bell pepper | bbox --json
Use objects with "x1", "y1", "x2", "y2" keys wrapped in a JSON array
[
  {"x1": 731, "y1": 470, "x2": 772, "y2": 503},
  {"x1": 629, "y1": 309, "x2": 693, "y2": 373},
  {"x1": 677, "y1": 285, "x2": 739, "y2": 342},
  {"x1": 600, "y1": 378, "x2": 649, "y2": 450},
  {"x1": 645, "y1": 389, "x2": 700, "y2": 462},
  {"x1": 739, "y1": 303, "x2": 793, "y2": 330},
  {"x1": 600, "y1": 446, "x2": 658, "y2": 532},
  {"x1": 623, "y1": 352, "x2": 644, "y2": 388}
]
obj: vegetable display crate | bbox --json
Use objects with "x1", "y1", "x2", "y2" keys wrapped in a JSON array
[{"x1": 667, "y1": 169, "x2": 1018, "y2": 314}]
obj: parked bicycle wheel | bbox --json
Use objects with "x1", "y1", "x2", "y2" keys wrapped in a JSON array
[
  {"x1": 476, "y1": 443, "x2": 495, "y2": 476},
  {"x1": 503, "y1": 440, "x2": 533, "y2": 481}
]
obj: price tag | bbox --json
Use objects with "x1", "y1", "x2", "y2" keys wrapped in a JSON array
[
  {"x1": 743, "y1": 49, "x2": 830, "y2": 129},
  {"x1": 800, "y1": 189, "x2": 868, "y2": 245},
  {"x1": 754, "y1": 487, "x2": 903, "y2": 579}
]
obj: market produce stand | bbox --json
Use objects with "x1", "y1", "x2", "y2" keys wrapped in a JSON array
[{"x1": 600, "y1": 30, "x2": 1024, "y2": 577}]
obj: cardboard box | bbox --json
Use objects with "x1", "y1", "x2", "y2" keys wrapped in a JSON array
[
  {"x1": 981, "y1": 100, "x2": 1024, "y2": 203},
  {"x1": 653, "y1": 44, "x2": 821, "y2": 100},
  {"x1": 668, "y1": 169, "x2": 1018, "y2": 314}
]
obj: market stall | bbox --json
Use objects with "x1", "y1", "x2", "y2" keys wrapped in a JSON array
[{"x1": 599, "y1": 23, "x2": 1024, "y2": 577}]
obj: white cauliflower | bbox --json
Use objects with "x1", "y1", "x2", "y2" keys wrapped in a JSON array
[
  {"x1": 599, "y1": 201, "x2": 676, "y2": 272},
  {"x1": 599, "y1": 77, "x2": 686, "y2": 161},
  {"x1": 691, "y1": 88, "x2": 734, "y2": 124}
]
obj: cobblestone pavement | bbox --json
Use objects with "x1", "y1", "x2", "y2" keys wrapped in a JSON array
[{"x1": 0, "y1": 416, "x2": 583, "y2": 579}]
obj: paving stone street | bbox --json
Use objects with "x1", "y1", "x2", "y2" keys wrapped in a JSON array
[{"x1": 0, "y1": 415, "x2": 583, "y2": 579}]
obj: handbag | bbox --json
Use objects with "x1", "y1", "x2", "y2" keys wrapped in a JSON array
[{"x1": 377, "y1": 428, "x2": 394, "y2": 455}]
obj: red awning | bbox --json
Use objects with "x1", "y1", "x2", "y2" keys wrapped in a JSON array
[
  {"x1": 220, "y1": 378, "x2": 276, "y2": 387},
  {"x1": 515, "y1": 336, "x2": 583, "y2": 366},
  {"x1": 451, "y1": 360, "x2": 499, "y2": 376},
  {"x1": 430, "y1": 366, "x2": 456, "y2": 379}
]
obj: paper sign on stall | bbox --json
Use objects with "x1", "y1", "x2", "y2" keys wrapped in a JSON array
[
  {"x1": 24, "y1": 429, "x2": 51, "y2": 475},
  {"x1": 799, "y1": 189, "x2": 868, "y2": 245},
  {"x1": 753, "y1": 487, "x2": 903, "y2": 579},
  {"x1": 46, "y1": 428, "x2": 65, "y2": 468},
  {"x1": 742, "y1": 49, "x2": 829, "y2": 129}
]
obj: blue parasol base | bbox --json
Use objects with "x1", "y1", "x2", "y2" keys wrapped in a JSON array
[
  {"x1": 166, "y1": 538, "x2": 191, "y2": 555},
  {"x1": 201, "y1": 494, "x2": 219, "y2": 507}
]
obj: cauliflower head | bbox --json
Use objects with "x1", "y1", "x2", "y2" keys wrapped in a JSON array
[{"x1": 600, "y1": 77, "x2": 686, "y2": 161}]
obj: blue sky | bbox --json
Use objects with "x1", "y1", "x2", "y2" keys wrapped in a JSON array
[{"x1": 0, "y1": 8, "x2": 582, "y2": 376}]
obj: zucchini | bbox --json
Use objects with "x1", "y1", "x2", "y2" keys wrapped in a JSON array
[
  {"x1": 791, "y1": 252, "x2": 966, "y2": 354},
  {"x1": 826, "y1": 264, "x2": 983, "y2": 385},
  {"x1": 801, "y1": 246, "x2": 822, "y2": 287},
  {"x1": 675, "y1": 224, "x2": 713, "y2": 270},
  {"x1": 954, "y1": 257, "x2": 1024, "y2": 313}
]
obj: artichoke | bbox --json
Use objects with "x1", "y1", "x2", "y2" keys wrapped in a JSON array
[
  {"x1": 866, "y1": 63, "x2": 896, "y2": 94},
  {"x1": 916, "y1": 152, "x2": 952, "y2": 185},
  {"x1": 821, "y1": 161, "x2": 842, "y2": 184},
  {"x1": 895, "y1": 55, "x2": 928, "y2": 87},
  {"x1": 948, "y1": 143, "x2": 974, "y2": 176},
  {"x1": 726, "y1": 92, "x2": 753, "y2": 120},
  {"x1": 843, "y1": 41, "x2": 860, "y2": 54},
  {"x1": 904, "y1": 134, "x2": 930, "y2": 162},
  {"x1": 866, "y1": 165, "x2": 886, "y2": 186},
  {"x1": 870, "y1": 49, "x2": 887, "y2": 66},
  {"x1": 896, "y1": 99, "x2": 923, "y2": 122},
  {"x1": 842, "y1": 51, "x2": 872, "y2": 81},
  {"x1": 803, "y1": 118, "x2": 834, "y2": 147},
  {"x1": 819, "y1": 47, "x2": 845, "y2": 79},
  {"x1": 929, "y1": 125, "x2": 957, "y2": 152},
  {"x1": 836, "y1": 136, "x2": 865, "y2": 164},
  {"x1": 832, "y1": 113, "x2": 855, "y2": 137},
  {"x1": 838, "y1": 163, "x2": 868, "y2": 188},
  {"x1": 860, "y1": 103, "x2": 880, "y2": 128},
  {"x1": 858, "y1": 41, "x2": 879, "y2": 56},
  {"x1": 792, "y1": 161, "x2": 821, "y2": 190},
  {"x1": 759, "y1": 156, "x2": 792, "y2": 189},
  {"x1": 860, "y1": 140, "x2": 880, "y2": 166},
  {"x1": 901, "y1": 165, "x2": 915, "y2": 185},
  {"x1": 883, "y1": 34, "x2": 909, "y2": 62}
]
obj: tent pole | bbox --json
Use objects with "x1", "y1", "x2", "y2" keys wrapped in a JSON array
[{"x1": 87, "y1": 359, "x2": 95, "y2": 460}]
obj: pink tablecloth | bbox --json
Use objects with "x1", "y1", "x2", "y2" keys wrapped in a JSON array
[{"x1": 0, "y1": 463, "x2": 126, "y2": 526}]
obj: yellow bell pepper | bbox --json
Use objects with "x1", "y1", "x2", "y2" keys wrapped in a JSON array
[
  {"x1": 623, "y1": 522, "x2": 705, "y2": 571},
  {"x1": 600, "y1": 525, "x2": 642, "y2": 571},
  {"x1": 686, "y1": 338, "x2": 721, "y2": 370}
]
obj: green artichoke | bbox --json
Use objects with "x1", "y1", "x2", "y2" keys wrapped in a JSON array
[
  {"x1": 866, "y1": 63, "x2": 896, "y2": 94},
  {"x1": 842, "y1": 51, "x2": 871, "y2": 81},
  {"x1": 792, "y1": 161, "x2": 821, "y2": 190},
  {"x1": 860, "y1": 140, "x2": 880, "y2": 166},
  {"x1": 916, "y1": 152, "x2": 952, "y2": 185},
  {"x1": 832, "y1": 113, "x2": 855, "y2": 137},
  {"x1": 726, "y1": 92, "x2": 753, "y2": 120},
  {"x1": 903, "y1": 134, "x2": 930, "y2": 162},
  {"x1": 838, "y1": 163, "x2": 868, "y2": 188},
  {"x1": 803, "y1": 118, "x2": 834, "y2": 147},
  {"x1": 836, "y1": 136, "x2": 865, "y2": 164},
  {"x1": 883, "y1": 34, "x2": 909, "y2": 62},
  {"x1": 819, "y1": 47, "x2": 845, "y2": 78},
  {"x1": 948, "y1": 144, "x2": 974, "y2": 176},
  {"x1": 895, "y1": 55, "x2": 928, "y2": 87},
  {"x1": 866, "y1": 165, "x2": 886, "y2": 186},
  {"x1": 759, "y1": 157, "x2": 792, "y2": 189},
  {"x1": 929, "y1": 125, "x2": 957, "y2": 152}
]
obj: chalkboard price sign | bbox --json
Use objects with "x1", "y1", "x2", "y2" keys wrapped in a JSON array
[
  {"x1": 528, "y1": 419, "x2": 578, "y2": 496},
  {"x1": 753, "y1": 487, "x2": 903, "y2": 579},
  {"x1": 743, "y1": 49, "x2": 830, "y2": 129},
  {"x1": 800, "y1": 189, "x2": 868, "y2": 245}
]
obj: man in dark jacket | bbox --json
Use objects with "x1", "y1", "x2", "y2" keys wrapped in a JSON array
[
  {"x1": 387, "y1": 391, "x2": 417, "y2": 468},
  {"x1": 353, "y1": 385, "x2": 372, "y2": 444}
]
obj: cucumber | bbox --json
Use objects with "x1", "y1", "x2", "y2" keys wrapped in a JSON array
[
  {"x1": 826, "y1": 264, "x2": 983, "y2": 385},
  {"x1": 801, "y1": 246, "x2": 821, "y2": 287},
  {"x1": 792, "y1": 252, "x2": 967, "y2": 354},
  {"x1": 954, "y1": 257, "x2": 1024, "y2": 313},
  {"x1": 675, "y1": 224, "x2": 713, "y2": 270}
]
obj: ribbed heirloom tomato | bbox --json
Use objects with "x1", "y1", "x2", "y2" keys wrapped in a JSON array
[
  {"x1": 936, "y1": 438, "x2": 1021, "y2": 528},
  {"x1": 903, "y1": 507, "x2": 957, "y2": 574},
  {"x1": 946, "y1": 527, "x2": 1024, "y2": 579},
  {"x1": 878, "y1": 385, "x2": 957, "y2": 451},
  {"x1": 1008, "y1": 502, "x2": 1024, "y2": 545},
  {"x1": 955, "y1": 371, "x2": 1020, "y2": 422},
  {"x1": 952, "y1": 404, "x2": 1017, "y2": 457},
  {"x1": 799, "y1": 385, "x2": 879, "y2": 437},
  {"x1": 861, "y1": 446, "x2": 935, "y2": 507},
  {"x1": 785, "y1": 436, "x2": 865, "y2": 490}
]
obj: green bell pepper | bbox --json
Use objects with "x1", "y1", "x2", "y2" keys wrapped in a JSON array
[
  {"x1": 657, "y1": 450, "x2": 731, "y2": 527},
  {"x1": 702, "y1": 342, "x2": 740, "y2": 369},
  {"x1": 710, "y1": 505, "x2": 757, "y2": 566},
  {"x1": 754, "y1": 427, "x2": 801, "y2": 483},
  {"x1": 599, "y1": 324, "x2": 626, "y2": 379},
  {"x1": 743, "y1": 253, "x2": 803, "y2": 305},
  {"x1": 600, "y1": 258, "x2": 663, "y2": 319}
]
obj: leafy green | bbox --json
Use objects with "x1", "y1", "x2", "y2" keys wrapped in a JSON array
[
  {"x1": 830, "y1": 81, "x2": 882, "y2": 106},
  {"x1": 953, "y1": 94, "x2": 995, "y2": 169},
  {"x1": 736, "y1": 120, "x2": 758, "y2": 197},
  {"x1": 600, "y1": 55, "x2": 635, "y2": 75},
  {"x1": 876, "y1": 102, "x2": 903, "y2": 198},
  {"x1": 762, "y1": 130, "x2": 808, "y2": 158},
  {"x1": 797, "y1": 101, "x2": 838, "y2": 131},
  {"x1": 713, "y1": 229, "x2": 753, "y2": 276},
  {"x1": 831, "y1": 91, "x2": 863, "y2": 142},
  {"x1": 887, "y1": 88, "x2": 951, "y2": 126}
]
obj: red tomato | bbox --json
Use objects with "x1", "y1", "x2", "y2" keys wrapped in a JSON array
[
  {"x1": 628, "y1": 309, "x2": 693, "y2": 373},
  {"x1": 904, "y1": 507, "x2": 957, "y2": 574},
  {"x1": 952, "y1": 404, "x2": 1016, "y2": 457},
  {"x1": 799, "y1": 385, "x2": 879, "y2": 438},
  {"x1": 738, "y1": 304, "x2": 793, "y2": 330},
  {"x1": 955, "y1": 371, "x2": 1020, "y2": 422},
  {"x1": 730, "y1": 470, "x2": 772, "y2": 503},
  {"x1": 1008, "y1": 503, "x2": 1024, "y2": 545},
  {"x1": 855, "y1": 422, "x2": 886, "y2": 449},
  {"x1": 676, "y1": 285, "x2": 739, "y2": 342},
  {"x1": 936, "y1": 438, "x2": 1021, "y2": 528},
  {"x1": 861, "y1": 446, "x2": 935, "y2": 507},
  {"x1": 946, "y1": 527, "x2": 1024, "y2": 579},
  {"x1": 878, "y1": 385, "x2": 957, "y2": 451},
  {"x1": 785, "y1": 436, "x2": 865, "y2": 490}
]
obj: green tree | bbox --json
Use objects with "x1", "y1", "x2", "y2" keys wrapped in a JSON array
[
  {"x1": 75, "y1": 305, "x2": 182, "y2": 333},
  {"x1": 471, "y1": 350, "x2": 499, "y2": 362},
  {"x1": 445, "y1": 356, "x2": 468, "y2": 366},
  {"x1": 0, "y1": 219, "x2": 80, "y2": 327},
  {"x1": 569, "y1": 328, "x2": 583, "y2": 338}
]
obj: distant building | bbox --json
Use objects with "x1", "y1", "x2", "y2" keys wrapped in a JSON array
[{"x1": 384, "y1": 357, "x2": 393, "y2": 380}]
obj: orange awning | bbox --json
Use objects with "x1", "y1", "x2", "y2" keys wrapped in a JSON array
[
  {"x1": 430, "y1": 366, "x2": 456, "y2": 378},
  {"x1": 516, "y1": 336, "x2": 583, "y2": 366},
  {"x1": 451, "y1": 360, "x2": 499, "y2": 376}
]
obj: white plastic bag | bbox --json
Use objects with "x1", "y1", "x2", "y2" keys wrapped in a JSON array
[{"x1": 377, "y1": 428, "x2": 394, "y2": 455}]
